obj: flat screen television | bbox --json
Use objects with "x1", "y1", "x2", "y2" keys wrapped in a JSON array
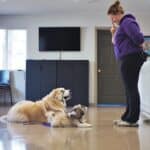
[{"x1": 39, "y1": 27, "x2": 80, "y2": 51}]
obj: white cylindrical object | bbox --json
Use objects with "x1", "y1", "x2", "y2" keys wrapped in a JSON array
[{"x1": 138, "y1": 57, "x2": 150, "y2": 118}]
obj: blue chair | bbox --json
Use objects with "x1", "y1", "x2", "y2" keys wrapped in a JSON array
[{"x1": 0, "y1": 70, "x2": 13, "y2": 105}]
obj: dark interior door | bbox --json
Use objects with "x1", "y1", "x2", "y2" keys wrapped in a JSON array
[{"x1": 97, "y1": 29, "x2": 125, "y2": 105}]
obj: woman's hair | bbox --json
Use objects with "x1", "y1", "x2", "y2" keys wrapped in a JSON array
[{"x1": 107, "y1": 0, "x2": 124, "y2": 15}]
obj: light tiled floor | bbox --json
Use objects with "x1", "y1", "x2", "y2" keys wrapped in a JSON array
[{"x1": 0, "y1": 106, "x2": 150, "y2": 150}]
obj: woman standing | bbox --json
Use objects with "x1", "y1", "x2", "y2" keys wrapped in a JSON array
[{"x1": 107, "y1": 1, "x2": 147, "y2": 127}]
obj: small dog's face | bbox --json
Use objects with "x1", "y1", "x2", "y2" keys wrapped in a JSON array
[
  {"x1": 61, "y1": 88, "x2": 71, "y2": 102},
  {"x1": 68, "y1": 104, "x2": 87, "y2": 120}
]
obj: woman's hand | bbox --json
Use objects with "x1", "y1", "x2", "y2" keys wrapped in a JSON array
[
  {"x1": 110, "y1": 22, "x2": 117, "y2": 34},
  {"x1": 110, "y1": 26, "x2": 116, "y2": 35}
]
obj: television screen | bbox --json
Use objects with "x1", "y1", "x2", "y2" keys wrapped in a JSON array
[{"x1": 39, "y1": 27, "x2": 80, "y2": 51}]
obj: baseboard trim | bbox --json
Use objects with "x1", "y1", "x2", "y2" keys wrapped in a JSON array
[{"x1": 97, "y1": 104, "x2": 126, "y2": 107}]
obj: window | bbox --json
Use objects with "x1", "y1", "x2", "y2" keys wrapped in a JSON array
[
  {"x1": 0, "y1": 30, "x2": 6, "y2": 69},
  {"x1": 0, "y1": 29, "x2": 27, "y2": 70},
  {"x1": 144, "y1": 36, "x2": 150, "y2": 56}
]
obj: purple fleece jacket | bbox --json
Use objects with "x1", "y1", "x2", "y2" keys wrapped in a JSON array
[{"x1": 114, "y1": 14, "x2": 144, "y2": 59}]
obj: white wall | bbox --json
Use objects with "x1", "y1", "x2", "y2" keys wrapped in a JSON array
[
  {"x1": 0, "y1": 12, "x2": 150, "y2": 104},
  {"x1": 10, "y1": 71, "x2": 25, "y2": 102}
]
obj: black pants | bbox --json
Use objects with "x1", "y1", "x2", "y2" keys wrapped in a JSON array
[{"x1": 119, "y1": 52, "x2": 147, "y2": 123}]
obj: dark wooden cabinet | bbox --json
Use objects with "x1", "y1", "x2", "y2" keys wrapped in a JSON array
[
  {"x1": 26, "y1": 60, "x2": 56, "y2": 100},
  {"x1": 26, "y1": 61, "x2": 41, "y2": 100},
  {"x1": 26, "y1": 60, "x2": 89, "y2": 106},
  {"x1": 57, "y1": 61, "x2": 89, "y2": 106},
  {"x1": 40, "y1": 61, "x2": 57, "y2": 98}
]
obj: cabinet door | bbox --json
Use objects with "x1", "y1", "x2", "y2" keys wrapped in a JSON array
[
  {"x1": 73, "y1": 61, "x2": 89, "y2": 106},
  {"x1": 26, "y1": 60, "x2": 41, "y2": 100},
  {"x1": 57, "y1": 61, "x2": 73, "y2": 89},
  {"x1": 57, "y1": 61, "x2": 74, "y2": 106},
  {"x1": 26, "y1": 60, "x2": 57, "y2": 100},
  {"x1": 40, "y1": 61, "x2": 57, "y2": 97},
  {"x1": 57, "y1": 61, "x2": 89, "y2": 106}
]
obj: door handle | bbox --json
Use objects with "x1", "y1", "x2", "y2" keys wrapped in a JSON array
[{"x1": 98, "y1": 68, "x2": 101, "y2": 73}]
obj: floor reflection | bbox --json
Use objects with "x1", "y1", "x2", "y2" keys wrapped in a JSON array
[
  {"x1": 112, "y1": 126, "x2": 140, "y2": 150},
  {"x1": 0, "y1": 107, "x2": 150, "y2": 150},
  {"x1": 5, "y1": 123, "x2": 92, "y2": 150}
]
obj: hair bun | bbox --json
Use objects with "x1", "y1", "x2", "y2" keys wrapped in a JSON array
[
  {"x1": 107, "y1": 0, "x2": 124, "y2": 15},
  {"x1": 114, "y1": 0, "x2": 120, "y2": 6}
]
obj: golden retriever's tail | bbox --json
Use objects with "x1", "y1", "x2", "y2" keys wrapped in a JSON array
[{"x1": 0, "y1": 115, "x2": 7, "y2": 123}]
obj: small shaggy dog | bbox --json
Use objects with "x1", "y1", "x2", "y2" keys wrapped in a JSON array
[
  {"x1": 46, "y1": 104, "x2": 92, "y2": 128},
  {"x1": 1, "y1": 88, "x2": 71, "y2": 123}
]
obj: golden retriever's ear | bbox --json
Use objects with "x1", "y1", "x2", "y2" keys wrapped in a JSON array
[
  {"x1": 52, "y1": 90, "x2": 57, "y2": 99},
  {"x1": 54, "y1": 91, "x2": 60, "y2": 99},
  {"x1": 53, "y1": 90, "x2": 63, "y2": 101},
  {"x1": 60, "y1": 89, "x2": 65, "y2": 93},
  {"x1": 50, "y1": 89, "x2": 59, "y2": 99}
]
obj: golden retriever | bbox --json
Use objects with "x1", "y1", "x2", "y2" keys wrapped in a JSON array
[
  {"x1": 46, "y1": 104, "x2": 92, "y2": 128},
  {"x1": 1, "y1": 88, "x2": 71, "y2": 123}
]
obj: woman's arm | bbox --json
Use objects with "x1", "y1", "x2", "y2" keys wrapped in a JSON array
[{"x1": 122, "y1": 19, "x2": 144, "y2": 46}]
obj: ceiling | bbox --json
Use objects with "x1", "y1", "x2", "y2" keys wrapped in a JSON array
[{"x1": 0, "y1": 0, "x2": 150, "y2": 15}]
